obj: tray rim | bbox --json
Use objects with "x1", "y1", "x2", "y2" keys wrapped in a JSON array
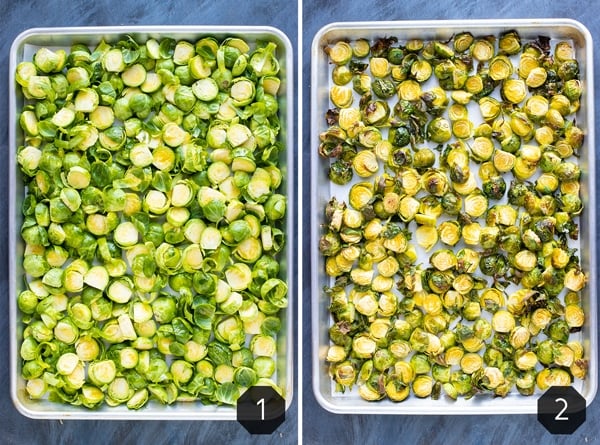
[
  {"x1": 9, "y1": 24, "x2": 295, "y2": 420},
  {"x1": 310, "y1": 18, "x2": 597, "y2": 415}
]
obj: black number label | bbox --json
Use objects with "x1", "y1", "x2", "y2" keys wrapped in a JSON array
[{"x1": 237, "y1": 386, "x2": 285, "y2": 435}]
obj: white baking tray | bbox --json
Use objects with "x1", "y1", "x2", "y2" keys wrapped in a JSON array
[
  {"x1": 9, "y1": 25, "x2": 294, "y2": 420},
  {"x1": 310, "y1": 19, "x2": 596, "y2": 415}
]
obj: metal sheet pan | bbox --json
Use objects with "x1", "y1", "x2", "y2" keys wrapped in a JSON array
[
  {"x1": 9, "y1": 25, "x2": 294, "y2": 420},
  {"x1": 310, "y1": 19, "x2": 596, "y2": 415}
]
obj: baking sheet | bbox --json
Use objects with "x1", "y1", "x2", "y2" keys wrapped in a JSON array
[
  {"x1": 9, "y1": 25, "x2": 294, "y2": 420},
  {"x1": 310, "y1": 19, "x2": 596, "y2": 415}
]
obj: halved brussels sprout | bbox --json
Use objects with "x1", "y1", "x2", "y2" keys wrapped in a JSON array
[
  {"x1": 489, "y1": 55, "x2": 513, "y2": 81},
  {"x1": 471, "y1": 38, "x2": 495, "y2": 61},
  {"x1": 325, "y1": 41, "x2": 353, "y2": 65},
  {"x1": 330, "y1": 85, "x2": 353, "y2": 109},
  {"x1": 15, "y1": 35, "x2": 289, "y2": 409}
]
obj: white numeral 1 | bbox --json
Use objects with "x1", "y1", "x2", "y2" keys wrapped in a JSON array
[{"x1": 257, "y1": 398, "x2": 265, "y2": 420}]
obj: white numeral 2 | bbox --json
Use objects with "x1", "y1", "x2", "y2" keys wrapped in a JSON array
[{"x1": 555, "y1": 397, "x2": 569, "y2": 421}]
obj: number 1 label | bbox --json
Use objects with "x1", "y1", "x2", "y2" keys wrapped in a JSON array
[
  {"x1": 257, "y1": 398, "x2": 265, "y2": 421},
  {"x1": 237, "y1": 385, "x2": 285, "y2": 435}
]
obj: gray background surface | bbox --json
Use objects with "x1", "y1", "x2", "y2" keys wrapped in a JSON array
[
  {"x1": 302, "y1": 1, "x2": 600, "y2": 444},
  {"x1": 0, "y1": 1, "x2": 297, "y2": 444}
]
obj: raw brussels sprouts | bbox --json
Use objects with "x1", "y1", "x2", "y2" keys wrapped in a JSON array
[{"x1": 15, "y1": 34, "x2": 288, "y2": 411}]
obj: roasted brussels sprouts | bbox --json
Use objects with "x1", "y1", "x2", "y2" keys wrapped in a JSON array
[{"x1": 319, "y1": 29, "x2": 588, "y2": 405}]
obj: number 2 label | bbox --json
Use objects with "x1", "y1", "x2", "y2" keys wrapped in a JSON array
[
  {"x1": 555, "y1": 397, "x2": 569, "y2": 421},
  {"x1": 538, "y1": 386, "x2": 585, "y2": 434}
]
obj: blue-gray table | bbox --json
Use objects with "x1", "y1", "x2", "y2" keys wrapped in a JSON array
[
  {"x1": 3, "y1": 0, "x2": 600, "y2": 443},
  {"x1": 302, "y1": 1, "x2": 600, "y2": 445},
  {"x1": 0, "y1": 1, "x2": 297, "y2": 444}
]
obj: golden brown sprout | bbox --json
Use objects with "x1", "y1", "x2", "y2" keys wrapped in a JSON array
[
  {"x1": 385, "y1": 380, "x2": 410, "y2": 402},
  {"x1": 479, "y1": 288, "x2": 505, "y2": 311},
  {"x1": 550, "y1": 94, "x2": 572, "y2": 115},
  {"x1": 383, "y1": 231, "x2": 409, "y2": 253},
  {"x1": 397, "y1": 79, "x2": 422, "y2": 101},
  {"x1": 330, "y1": 85, "x2": 353, "y2": 108},
  {"x1": 430, "y1": 249, "x2": 457, "y2": 271},
  {"x1": 555, "y1": 41, "x2": 575, "y2": 63},
  {"x1": 399, "y1": 169, "x2": 422, "y2": 196},
  {"x1": 510, "y1": 111, "x2": 534, "y2": 140},
  {"x1": 350, "y1": 268, "x2": 374, "y2": 286},
  {"x1": 464, "y1": 190, "x2": 488, "y2": 218},
  {"x1": 501, "y1": 79, "x2": 527, "y2": 104},
  {"x1": 370, "y1": 318, "x2": 392, "y2": 341},
  {"x1": 460, "y1": 352, "x2": 483, "y2": 374},
  {"x1": 444, "y1": 346, "x2": 465, "y2": 366},
  {"x1": 493, "y1": 150, "x2": 516, "y2": 173},
  {"x1": 454, "y1": 32, "x2": 474, "y2": 53},
  {"x1": 491, "y1": 310, "x2": 516, "y2": 333},
  {"x1": 513, "y1": 250, "x2": 537, "y2": 272},
  {"x1": 536, "y1": 368, "x2": 571, "y2": 390},
  {"x1": 358, "y1": 383, "x2": 384, "y2": 401},
  {"x1": 412, "y1": 375, "x2": 434, "y2": 398},
  {"x1": 452, "y1": 274, "x2": 474, "y2": 295},
  {"x1": 461, "y1": 222, "x2": 481, "y2": 245},
  {"x1": 489, "y1": 55, "x2": 513, "y2": 81},
  {"x1": 452, "y1": 172, "x2": 478, "y2": 195},
  {"x1": 479, "y1": 97, "x2": 502, "y2": 121},
  {"x1": 524, "y1": 95, "x2": 549, "y2": 121},
  {"x1": 348, "y1": 182, "x2": 374, "y2": 210},
  {"x1": 338, "y1": 107, "x2": 362, "y2": 132},
  {"x1": 564, "y1": 268, "x2": 587, "y2": 291},
  {"x1": 377, "y1": 256, "x2": 400, "y2": 277},
  {"x1": 565, "y1": 304, "x2": 585, "y2": 328},
  {"x1": 515, "y1": 350, "x2": 538, "y2": 371},
  {"x1": 554, "y1": 344, "x2": 575, "y2": 368},
  {"x1": 370, "y1": 57, "x2": 391, "y2": 78},
  {"x1": 518, "y1": 52, "x2": 540, "y2": 79},
  {"x1": 415, "y1": 225, "x2": 439, "y2": 251},
  {"x1": 364, "y1": 239, "x2": 387, "y2": 262},
  {"x1": 570, "y1": 358, "x2": 588, "y2": 380},
  {"x1": 525, "y1": 66, "x2": 547, "y2": 88},
  {"x1": 411, "y1": 60, "x2": 433, "y2": 82},
  {"x1": 382, "y1": 192, "x2": 401, "y2": 214},
  {"x1": 326, "y1": 41, "x2": 353, "y2": 65},
  {"x1": 372, "y1": 276, "x2": 394, "y2": 294},
  {"x1": 452, "y1": 118, "x2": 474, "y2": 139},
  {"x1": 509, "y1": 326, "x2": 531, "y2": 349},
  {"x1": 438, "y1": 220, "x2": 461, "y2": 246},
  {"x1": 465, "y1": 75, "x2": 484, "y2": 95},
  {"x1": 326, "y1": 345, "x2": 347, "y2": 363},
  {"x1": 351, "y1": 39, "x2": 371, "y2": 58},
  {"x1": 498, "y1": 30, "x2": 521, "y2": 55},
  {"x1": 374, "y1": 140, "x2": 393, "y2": 162},
  {"x1": 471, "y1": 38, "x2": 495, "y2": 61},
  {"x1": 353, "y1": 150, "x2": 379, "y2": 177},
  {"x1": 530, "y1": 307, "x2": 553, "y2": 332},
  {"x1": 451, "y1": 90, "x2": 472, "y2": 105}
]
